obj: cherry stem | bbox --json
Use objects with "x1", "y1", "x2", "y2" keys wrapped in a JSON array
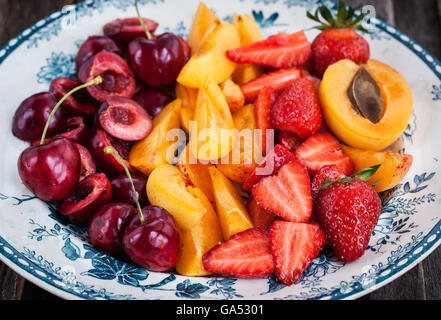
[
  {"x1": 103, "y1": 146, "x2": 145, "y2": 225},
  {"x1": 40, "y1": 76, "x2": 103, "y2": 145},
  {"x1": 135, "y1": 0, "x2": 153, "y2": 40}
]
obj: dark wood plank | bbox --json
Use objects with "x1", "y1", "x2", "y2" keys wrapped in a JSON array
[
  {"x1": 393, "y1": 0, "x2": 441, "y2": 301},
  {"x1": 345, "y1": 0, "x2": 395, "y2": 25},
  {"x1": 0, "y1": 263, "x2": 25, "y2": 300}
]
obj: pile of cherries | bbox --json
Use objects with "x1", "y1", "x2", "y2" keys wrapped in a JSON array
[{"x1": 12, "y1": 1, "x2": 190, "y2": 272}]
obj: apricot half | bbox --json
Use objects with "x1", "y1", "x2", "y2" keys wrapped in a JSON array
[
  {"x1": 231, "y1": 14, "x2": 264, "y2": 85},
  {"x1": 129, "y1": 99, "x2": 182, "y2": 175},
  {"x1": 217, "y1": 103, "x2": 258, "y2": 183},
  {"x1": 341, "y1": 145, "x2": 413, "y2": 192},
  {"x1": 177, "y1": 21, "x2": 240, "y2": 88},
  {"x1": 187, "y1": 2, "x2": 219, "y2": 53},
  {"x1": 209, "y1": 166, "x2": 254, "y2": 239},
  {"x1": 189, "y1": 78, "x2": 236, "y2": 161},
  {"x1": 320, "y1": 59, "x2": 413, "y2": 150}
]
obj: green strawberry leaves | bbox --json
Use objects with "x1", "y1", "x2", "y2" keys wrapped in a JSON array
[
  {"x1": 320, "y1": 164, "x2": 381, "y2": 191},
  {"x1": 307, "y1": 0, "x2": 370, "y2": 33}
]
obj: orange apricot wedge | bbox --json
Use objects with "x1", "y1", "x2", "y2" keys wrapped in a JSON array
[{"x1": 341, "y1": 145, "x2": 413, "y2": 192}]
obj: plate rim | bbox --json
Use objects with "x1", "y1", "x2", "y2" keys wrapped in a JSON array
[{"x1": 0, "y1": 0, "x2": 440, "y2": 300}]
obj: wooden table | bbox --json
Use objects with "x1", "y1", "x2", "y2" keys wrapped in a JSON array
[{"x1": 0, "y1": 0, "x2": 440, "y2": 300}]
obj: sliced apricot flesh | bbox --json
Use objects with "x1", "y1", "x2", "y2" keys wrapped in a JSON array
[
  {"x1": 177, "y1": 21, "x2": 240, "y2": 88},
  {"x1": 175, "y1": 187, "x2": 223, "y2": 276},
  {"x1": 209, "y1": 166, "x2": 254, "y2": 239},
  {"x1": 189, "y1": 78, "x2": 236, "y2": 161},
  {"x1": 341, "y1": 145, "x2": 413, "y2": 192}
]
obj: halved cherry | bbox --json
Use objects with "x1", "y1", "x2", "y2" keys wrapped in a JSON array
[
  {"x1": 75, "y1": 35, "x2": 122, "y2": 71},
  {"x1": 49, "y1": 78, "x2": 98, "y2": 115},
  {"x1": 89, "y1": 129, "x2": 135, "y2": 175},
  {"x1": 31, "y1": 116, "x2": 91, "y2": 146},
  {"x1": 59, "y1": 173, "x2": 112, "y2": 224},
  {"x1": 103, "y1": 17, "x2": 158, "y2": 45},
  {"x1": 88, "y1": 202, "x2": 136, "y2": 256},
  {"x1": 110, "y1": 173, "x2": 148, "y2": 207},
  {"x1": 97, "y1": 96, "x2": 152, "y2": 141},
  {"x1": 78, "y1": 51, "x2": 136, "y2": 102},
  {"x1": 75, "y1": 143, "x2": 96, "y2": 181},
  {"x1": 133, "y1": 87, "x2": 172, "y2": 118}
]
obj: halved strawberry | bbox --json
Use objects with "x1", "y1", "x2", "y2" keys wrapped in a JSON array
[
  {"x1": 255, "y1": 87, "x2": 278, "y2": 155},
  {"x1": 252, "y1": 159, "x2": 312, "y2": 222},
  {"x1": 278, "y1": 130, "x2": 303, "y2": 153},
  {"x1": 269, "y1": 221, "x2": 326, "y2": 285},
  {"x1": 240, "y1": 67, "x2": 302, "y2": 102},
  {"x1": 247, "y1": 197, "x2": 276, "y2": 230},
  {"x1": 310, "y1": 164, "x2": 346, "y2": 201},
  {"x1": 242, "y1": 144, "x2": 295, "y2": 192},
  {"x1": 202, "y1": 228, "x2": 274, "y2": 278},
  {"x1": 227, "y1": 31, "x2": 312, "y2": 69},
  {"x1": 296, "y1": 130, "x2": 354, "y2": 175}
]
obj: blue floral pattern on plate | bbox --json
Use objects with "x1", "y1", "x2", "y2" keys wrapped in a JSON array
[{"x1": 0, "y1": 0, "x2": 441, "y2": 300}]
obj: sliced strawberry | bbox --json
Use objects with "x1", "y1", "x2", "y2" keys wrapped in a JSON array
[
  {"x1": 310, "y1": 165, "x2": 346, "y2": 201},
  {"x1": 227, "y1": 31, "x2": 312, "y2": 69},
  {"x1": 240, "y1": 67, "x2": 302, "y2": 102},
  {"x1": 202, "y1": 228, "x2": 274, "y2": 278},
  {"x1": 296, "y1": 131, "x2": 354, "y2": 175},
  {"x1": 247, "y1": 197, "x2": 276, "y2": 230},
  {"x1": 252, "y1": 159, "x2": 312, "y2": 222},
  {"x1": 278, "y1": 131, "x2": 303, "y2": 153},
  {"x1": 255, "y1": 87, "x2": 278, "y2": 155},
  {"x1": 269, "y1": 221, "x2": 326, "y2": 285},
  {"x1": 242, "y1": 144, "x2": 295, "y2": 192}
]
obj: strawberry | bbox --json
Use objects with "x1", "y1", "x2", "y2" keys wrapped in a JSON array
[
  {"x1": 271, "y1": 78, "x2": 322, "y2": 139},
  {"x1": 255, "y1": 87, "x2": 278, "y2": 155},
  {"x1": 307, "y1": 1, "x2": 370, "y2": 78},
  {"x1": 242, "y1": 144, "x2": 295, "y2": 191},
  {"x1": 240, "y1": 67, "x2": 302, "y2": 102},
  {"x1": 252, "y1": 159, "x2": 312, "y2": 222},
  {"x1": 296, "y1": 130, "x2": 354, "y2": 175},
  {"x1": 269, "y1": 221, "x2": 326, "y2": 285},
  {"x1": 247, "y1": 197, "x2": 276, "y2": 230},
  {"x1": 301, "y1": 69, "x2": 321, "y2": 94},
  {"x1": 227, "y1": 31, "x2": 312, "y2": 69},
  {"x1": 278, "y1": 131, "x2": 303, "y2": 153},
  {"x1": 310, "y1": 164, "x2": 346, "y2": 201},
  {"x1": 314, "y1": 165, "x2": 382, "y2": 262},
  {"x1": 202, "y1": 228, "x2": 274, "y2": 278}
]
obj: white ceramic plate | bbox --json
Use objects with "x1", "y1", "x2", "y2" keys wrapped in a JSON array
[{"x1": 0, "y1": 0, "x2": 440, "y2": 300}]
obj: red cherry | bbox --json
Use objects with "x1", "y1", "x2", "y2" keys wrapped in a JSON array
[
  {"x1": 75, "y1": 143, "x2": 96, "y2": 181},
  {"x1": 133, "y1": 87, "x2": 172, "y2": 118},
  {"x1": 75, "y1": 35, "x2": 122, "y2": 71},
  {"x1": 122, "y1": 206, "x2": 180, "y2": 272},
  {"x1": 127, "y1": 33, "x2": 186, "y2": 87},
  {"x1": 12, "y1": 92, "x2": 65, "y2": 142},
  {"x1": 50, "y1": 77, "x2": 98, "y2": 116},
  {"x1": 88, "y1": 202, "x2": 136, "y2": 256},
  {"x1": 88, "y1": 129, "x2": 135, "y2": 175},
  {"x1": 17, "y1": 137, "x2": 81, "y2": 202},
  {"x1": 103, "y1": 17, "x2": 158, "y2": 46},
  {"x1": 59, "y1": 173, "x2": 112, "y2": 224},
  {"x1": 110, "y1": 174, "x2": 148, "y2": 207},
  {"x1": 78, "y1": 51, "x2": 136, "y2": 102}
]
